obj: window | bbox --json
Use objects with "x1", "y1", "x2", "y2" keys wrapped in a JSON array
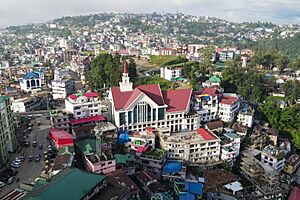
[
  {"x1": 158, "y1": 108, "x2": 165, "y2": 120},
  {"x1": 77, "y1": 112, "x2": 81, "y2": 115},
  {"x1": 128, "y1": 111, "x2": 132, "y2": 124},
  {"x1": 153, "y1": 108, "x2": 156, "y2": 121},
  {"x1": 119, "y1": 112, "x2": 126, "y2": 125}
]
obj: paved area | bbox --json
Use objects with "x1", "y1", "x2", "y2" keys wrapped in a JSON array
[{"x1": 0, "y1": 115, "x2": 50, "y2": 198}]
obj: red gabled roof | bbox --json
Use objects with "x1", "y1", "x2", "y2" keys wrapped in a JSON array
[
  {"x1": 201, "y1": 87, "x2": 220, "y2": 96},
  {"x1": 49, "y1": 128, "x2": 74, "y2": 140},
  {"x1": 196, "y1": 128, "x2": 217, "y2": 140},
  {"x1": 111, "y1": 84, "x2": 165, "y2": 111},
  {"x1": 68, "y1": 94, "x2": 78, "y2": 100},
  {"x1": 70, "y1": 115, "x2": 106, "y2": 126},
  {"x1": 220, "y1": 95, "x2": 238, "y2": 105},
  {"x1": 289, "y1": 187, "x2": 300, "y2": 200},
  {"x1": 162, "y1": 88, "x2": 192, "y2": 112}
]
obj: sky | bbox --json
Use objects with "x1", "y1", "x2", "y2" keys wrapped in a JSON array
[{"x1": 1, "y1": 0, "x2": 300, "y2": 27}]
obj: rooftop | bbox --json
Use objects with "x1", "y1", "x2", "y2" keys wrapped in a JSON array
[
  {"x1": 262, "y1": 145, "x2": 285, "y2": 160},
  {"x1": 140, "y1": 148, "x2": 166, "y2": 160},
  {"x1": 70, "y1": 115, "x2": 106, "y2": 126},
  {"x1": 220, "y1": 95, "x2": 238, "y2": 105},
  {"x1": 165, "y1": 128, "x2": 219, "y2": 143},
  {"x1": 68, "y1": 92, "x2": 98, "y2": 100},
  {"x1": 162, "y1": 88, "x2": 192, "y2": 112}
]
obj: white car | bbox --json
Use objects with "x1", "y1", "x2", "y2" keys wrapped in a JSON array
[{"x1": 0, "y1": 181, "x2": 5, "y2": 188}]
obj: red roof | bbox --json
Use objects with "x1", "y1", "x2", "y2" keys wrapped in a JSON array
[
  {"x1": 201, "y1": 87, "x2": 220, "y2": 96},
  {"x1": 111, "y1": 84, "x2": 165, "y2": 110},
  {"x1": 70, "y1": 115, "x2": 106, "y2": 126},
  {"x1": 196, "y1": 128, "x2": 217, "y2": 140},
  {"x1": 83, "y1": 92, "x2": 98, "y2": 98},
  {"x1": 68, "y1": 94, "x2": 77, "y2": 100},
  {"x1": 123, "y1": 62, "x2": 128, "y2": 74},
  {"x1": 49, "y1": 128, "x2": 74, "y2": 148},
  {"x1": 289, "y1": 187, "x2": 300, "y2": 200},
  {"x1": 220, "y1": 95, "x2": 238, "y2": 105},
  {"x1": 162, "y1": 88, "x2": 192, "y2": 112}
]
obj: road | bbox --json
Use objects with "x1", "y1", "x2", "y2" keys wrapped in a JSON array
[{"x1": 0, "y1": 115, "x2": 50, "y2": 198}]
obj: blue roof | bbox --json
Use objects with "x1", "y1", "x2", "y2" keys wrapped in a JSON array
[
  {"x1": 185, "y1": 182, "x2": 203, "y2": 195},
  {"x1": 22, "y1": 71, "x2": 41, "y2": 80},
  {"x1": 163, "y1": 161, "x2": 182, "y2": 173},
  {"x1": 118, "y1": 130, "x2": 130, "y2": 144},
  {"x1": 179, "y1": 192, "x2": 195, "y2": 200}
]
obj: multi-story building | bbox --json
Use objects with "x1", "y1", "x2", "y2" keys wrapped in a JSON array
[
  {"x1": 261, "y1": 145, "x2": 286, "y2": 172},
  {"x1": 0, "y1": 96, "x2": 18, "y2": 167},
  {"x1": 109, "y1": 63, "x2": 199, "y2": 132},
  {"x1": 19, "y1": 70, "x2": 45, "y2": 92},
  {"x1": 125, "y1": 129, "x2": 156, "y2": 152},
  {"x1": 11, "y1": 96, "x2": 42, "y2": 113},
  {"x1": 284, "y1": 154, "x2": 300, "y2": 175},
  {"x1": 135, "y1": 147, "x2": 167, "y2": 178},
  {"x1": 193, "y1": 87, "x2": 221, "y2": 122},
  {"x1": 160, "y1": 66, "x2": 182, "y2": 81},
  {"x1": 218, "y1": 94, "x2": 240, "y2": 123},
  {"x1": 221, "y1": 133, "x2": 241, "y2": 165},
  {"x1": 65, "y1": 92, "x2": 101, "y2": 119},
  {"x1": 237, "y1": 105, "x2": 254, "y2": 128},
  {"x1": 159, "y1": 128, "x2": 221, "y2": 165},
  {"x1": 51, "y1": 68, "x2": 74, "y2": 99},
  {"x1": 50, "y1": 109, "x2": 72, "y2": 131}
]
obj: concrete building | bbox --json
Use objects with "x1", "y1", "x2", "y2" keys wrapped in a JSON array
[
  {"x1": 159, "y1": 128, "x2": 221, "y2": 165},
  {"x1": 261, "y1": 145, "x2": 286, "y2": 172},
  {"x1": 109, "y1": 63, "x2": 199, "y2": 132},
  {"x1": 0, "y1": 96, "x2": 17, "y2": 167},
  {"x1": 220, "y1": 133, "x2": 241, "y2": 165},
  {"x1": 49, "y1": 109, "x2": 72, "y2": 131},
  {"x1": 237, "y1": 105, "x2": 254, "y2": 128},
  {"x1": 160, "y1": 66, "x2": 182, "y2": 81},
  {"x1": 65, "y1": 92, "x2": 101, "y2": 119},
  {"x1": 19, "y1": 70, "x2": 45, "y2": 92},
  {"x1": 218, "y1": 95, "x2": 240, "y2": 123},
  {"x1": 51, "y1": 68, "x2": 74, "y2": 99},
  {"x1": 11, "y1": 96, "x2": 42, "y2": 113}
]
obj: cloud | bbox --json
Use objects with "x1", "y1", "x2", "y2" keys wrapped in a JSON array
[{"x1": 0, "y1": 0, "x2": 299, "y2": 27}]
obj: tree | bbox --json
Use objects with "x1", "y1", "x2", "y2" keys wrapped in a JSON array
[
  {"x1": 283, "y1": 80, "x2": 300, "y2": 105},
  {"x1": 128, "y1": 58, "x2": 137, "y2": 82}
]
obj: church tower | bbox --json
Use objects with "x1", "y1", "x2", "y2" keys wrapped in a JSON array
[{"x1": 119, "y1": 62, "x2": 133, "y2": 92}]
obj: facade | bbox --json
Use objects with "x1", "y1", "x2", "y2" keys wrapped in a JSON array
[
  {"x1": 0, "y1": 96, "x2": 17, "y2": 167},
  {"x1": 159, "y1": 128, "x2": 221, "y2": 165},
  {"x1": 19, "y1": 70, "x2": 45, "y2": 92},
  {"x1": 65, "y1": 92, "x2": 101, "y2": 119},
  {"x1": 261, "y1": 145, "x2": 286, "y2": 172},
  {"x1": 218, "y1": 51, "x2": 235, "y2": 62},
  {"x1": 125, "y1": 130, "x2": 156, "y2": 152},
  {"x1": 109, "y1": 63, "x2": 199, "y2": 132},
  {"x1": 49, "y1": 109, "x2": 72, "y2": 131},
  {"x1": 237, "y1": 105, "x2": 254, "y2": 128},
  {"x1": 220, "y1": 133, "x2": 241, "y2": 165},
  {"x1": 11, "y1": 96, "x2": 42, "y2": 113},
  {"x1": 160, "y1": 67, "x2": 182, "y2": 81},
  {"x1": 135, "y1": 147, "x2": 167, "y2": 178},
  {"x1": 51, "y1": 68, "x2": 74, "y2": 99},
  {"x1": 284, "y1": 154, "x2": 300, "y2": 175},
  {"x1": 218, "y1": 95, "x2": 240, "y2": 123}
]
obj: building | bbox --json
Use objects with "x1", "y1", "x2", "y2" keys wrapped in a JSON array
[
  {"x1": 284, "y1": 154, "x2": 300, "y2": 175},
  {"x1": 65, "y1": 92, "x2": 101, "y2": 119},
  {"x1": 0, "y1": 96, "x2": 17, "y2": 167},
  {"x1": 162, "y1": 160, "x2": 186, "y2": 181},
  {"x1": 160, "y1": 66, "x2": 182, "y2": 81},
  {"x1": 109, "y1": 63, "x2": 199, "y2": 132},
  {"x1": 193, "y1": 87, "x2": 221, "y2": 122},
  {"x1": 174, "y1": 181, "x2": 203, "y2": 200},
  {"x1": 51, "y1": 68, "x2": 74, "y2": 99},
  {"x1": 75, "y1": 138, "x2": 116, "y2": 174},
  {"x1": 218, "y1": 51, "x2": 235, "y2": 62},
  {"x1": 114, "y1": 154, "x2": 135, "y2": 175},
  {"x1": 48, "y1": 128, "x2": 74, "y2": 149},
  {"x1": 11, "y1": 96, "x2": 42, "y2": 113},
  {"x1": 218, "y1": 95, "x2": 240, "y2": 123},
  {"x1": 261, "y1": 145, "x2": 286, "y2": 172},
  {"x1": 202, "y1": 76, "x2": 222, "y2": 88},
  {"x1": 135, "y1": 147, "x2": 167, "y2": 178},
  {"x1": 24, "y1": 168, "x2": 107, "y2": 200},
  {"x1": 220, "y1": 132, "x2": 241, "y2": 165},
  {"x1": 19, "y1": 70, "x2": 45, "y2": 92},
  {"x1": 125, "y1": 129, "x2": 156, "y2": 152},
  {"x1": 49, "y1": 109, "x2": 72, "y2": 131},
  {"x1": 237, "y1": 105, "x2": 254, "y2": 128},
  {"x1": 159, "y1": 128, "x2": 221, "y2": 165}
]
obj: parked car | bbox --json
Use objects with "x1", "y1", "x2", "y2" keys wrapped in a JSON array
[
  {"x1": 0, "y1": 181, "x2": 5, "y2": 188},
  {"x1": 35, "y1": 154, "x2": 41, "y2": 162},
  {"x1": 16, "y1": 156, "x2": 25, "y2": 162},
  {"x1": 11, "y1": 163, "x2": 20, "y2": 168},
  {"x1": 38, "y1": 144, "x2": 43, "y2": 150},
  {"x1": 7, "y1": 177, "x2": 15, "y2": 184},
  {"x1": 28, "y1": 155, "x2": 34, "y2": 161},
  {"x1": 32, "y1": 141, "x2": 37, "y2": 147},
  {"x1": 10, "y1": 169, "x2": 18, "y2": 176}
]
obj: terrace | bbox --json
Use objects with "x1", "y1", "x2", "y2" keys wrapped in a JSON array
[{"x1": 140, "y1": 148, "x2": 167, "y2": 160}]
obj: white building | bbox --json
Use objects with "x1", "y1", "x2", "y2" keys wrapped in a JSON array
[
  {"x1": 19, "y1": 70, "x2": 45, "y2": 92},
  {"x1": 221, "y1": 133, "x2": 241, "y2": 165},
  {"x1": 261, "y1": 145, "x2": 286, "y2": 172},
  {"x1": 51, "y1": 68, "x2": 73, "y2": 99},
  {"x1": 65, "y1": 92, "x2": 101, "y2": 119},
  {"x1": 218, "y1": 95, "x2": 240, "y2": 123},
  {"x1": 109, "y1": 63, "x2": 199, "y2": 132},
  {"x1": 237, "y1": 106, "x2": 254, "y2": 128},
  {"x1": 160, "y1": 67, "x2": 182, "y2": 81},
  {"x1": 11, "y1": 96, "x2": 42, "y2": 113},
  {"x1": 159, "y1": 128, "x2": 221, "y2": 165},
  {"x1": 125, "y1": 130, "x2": 156, "y2": 152}
]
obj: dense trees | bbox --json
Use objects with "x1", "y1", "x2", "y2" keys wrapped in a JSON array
[{"x1": 87, "y1": 53, "x2": 137, "y2": 90}]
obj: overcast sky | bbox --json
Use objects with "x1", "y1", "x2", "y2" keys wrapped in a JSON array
[{"x1": 1, "y1": 0, "x2": 300, "y2": 27}]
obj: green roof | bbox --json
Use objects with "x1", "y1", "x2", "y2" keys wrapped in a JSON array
[
  {"x1": 25, "y1": 168, "x2": 106, "y2": 200},
  {"x1": 114, "y1": 154, "x2": 134, "y2": 165},
  {"x1": 58, "y1": 146, "x2": 74, "y2": 155},
  {"x1": 209, "y1": 76, "x2": 221, "y2": 83},
  {"x1": 76, "y1": 138, "x2": 96, "y2": 155},
  {"x1": 0, "y1": 95, "x2": 10, "y2": 102}
]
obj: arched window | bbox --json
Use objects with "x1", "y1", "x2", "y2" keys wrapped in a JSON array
[{"x1": 133, "y1": 102, "x2": 152, "y2": 123}]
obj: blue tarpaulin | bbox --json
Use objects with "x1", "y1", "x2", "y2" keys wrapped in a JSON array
[
  {"x1": 179, "y1": 192, "x2": 195, "y2": 200},
  {"x1": 163, "y1": 161, "x2": 182, "y2": 173},
  {"x1": 118, "y1": 130, "x2": 129, "y2": 144},
  {"x1": 185, "y1": 182, "x2": 203, "y2": 195}
]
